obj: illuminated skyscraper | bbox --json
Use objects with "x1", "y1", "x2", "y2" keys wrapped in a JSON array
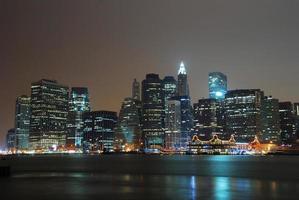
[
  {"x1": 117, "y1": 97, "x2": 142, "y2": 148},
  {"x1": 177, "y1": 61, "x2": 189, "y2": 96},
  {"x1": 15, "y1": 95, "x2": 31, "y2": 150},
  {"x1": 67, "y1": 87, "x2": 90, "y2": 148},
  {"x1": 132, "y1": 79, "x2": 141, "y2": 101},
  {"x1": 225, "y1": 89, "x2": 264, "y2": 142},
  {"x1": 142, "y1": 73, "x2": 165, "y2": 149},
  {"x1": 261, "y1": 96, "x2": 280, "y2": 143},
  {"x1": 163, "y1": 76, "x2": 177, "y2": 103},
  {"x1": 279, "y1": 102, "x2": 296, "y2": 144},
  {"x1": 6, "y1": 128, "x2": 16, "y2": 152},
  {"x1": 176, "y1": 62, "x2": 193, "y2": 146},
  {"x1": 164, "y1": 99, "x2": 181, "y2": 150},
  {"x1": 29, "y1": 79, "x2": 69, "y2": 150},
  {"x1": 209, "y1": 72, "x2": 227, "y2": 100},
  {"x1": 193, "y1": 98, "x2": 223, "y2": 140},
  {"x1": 82, "y1": 111, "x2": 117, "y2": 153},
  {"x1": 294, "y1": 103, "x2": 299, "y2": 140}
]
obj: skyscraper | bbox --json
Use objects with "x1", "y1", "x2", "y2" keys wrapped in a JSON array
[
  {"x1": 279, "y1": 102, "x2": 296, "y2": 144},
  {"x1": 67, "y1": 87, "x2": 90, "y2": 148},
  {"x1": 132, "y1": 79, "x2": 140, "y2": 101},
  {"x1": 29, "y1": 79, "x2": 69, "y2": 150},
  {"x1": 142, "y1": 73, "x2": 165, "y2": 149},
  {"x1": 177, "y1": 61, "x2": 189, "y2": 96},
  {"x1": 225, "y1": 89, "x2": 264, "y2": 142},
  {"x1": 163, "y1": 76, "x2": 177, "y2": 103},
  {"x1": 261, "y1": 96, "x2": 280, "y2": 143},
  {"x1": 209, "y1": 72, "x2": 227, "y2": 100},
  {"x1": 164, "y1": 99, "x2": 181, "y2": 150},
  {"x1": 6, "y1": 128, "x2": 16, "y2": 152},
  {"x1": 117, "y1": 97, "x2": 142, "y2": 149},
  {"x1": 15, "y1": 95, "x2": 31, "y2": 150},
  {"x1": 82, "y1": 111, "x2": 117, "y2": 153},
  {"x1": 294, "y1": 103, "x2": 299, "y2": 141},
  {"x1": 176, "y1": 61, "x2": 193, "y2": 146},
  {"x1": 193, "y1": 98, "x2": 222, "y2": 140}
]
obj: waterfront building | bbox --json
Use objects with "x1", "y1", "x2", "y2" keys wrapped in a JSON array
[
  {"x1": 164, "y1": 99, "x2": 181, "y2": 150},
  {"x1": 209, "y1": 72, "x2": 227, "y2": 100},
  {"x1": 66, "y1": 87, "x2": 90, "y2": 148},
  {"x1": 6, "y1": 128, "x2": 16, "y2": 152},
  {"x1": 29, "y1": 79, "x2": 69, "y2": 150},
  {"x1": 82, "y1": 111, "x2": 117, "y2": 152},
  {"x1": 279, "y1": 102, "x2": 296, "y2": 144},
  {"x1": 15, "y1": 95, "x2": 31, "y2": 150},
  {"x1": 141, "y1": 74, "x2": 165, "y2": 149},
  {"x1": 117, "y1": 97, "x2": 142, "y2": 150},
  {"x1": 261, "y1": 96, "x2": 280, "y2": 143},
  {"x1": 132, "y1": 79, "x2": 141, "y2": 101},
  {"x1": 225, "y1": 89, "x2": 264, "y2": 142},
  {"x1": 193, "y1": 98, "x2": 223, "y2": 140}
]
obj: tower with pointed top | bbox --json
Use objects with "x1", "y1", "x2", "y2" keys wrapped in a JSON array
[{"x1": 177, "y1": 61, "x2": 190, "y2": 96}]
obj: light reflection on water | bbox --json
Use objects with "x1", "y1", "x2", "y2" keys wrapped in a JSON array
[
  {"x1": 4, "y1": 173, "x2": 299, "y2": 200},
  {"x1": 1, "y1": 155, "x2": 299, "y2": 199}
]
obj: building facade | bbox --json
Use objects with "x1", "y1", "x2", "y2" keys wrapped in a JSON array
[
  {"x1": 225, "y1": 89, "x2": 264, "y2": 142},
  {"x1": 132, "y1": 79, "x2": 141, "y2": 101},
  {"x1": 141, "y1": 74, "x2": 165, "y2": 149},
  {"x1": 193, "y1": 98, "x2": 223, "y2": 140},
  {"x1": 82, "y1": 111, "x2": 117, "y2": 152},
  {"x1": 164, "y1": 99, "x2": 181, "y2": 150},
  {"x1": 67, "y1": 87, "x2": 90, "y2": 148},
  {"x1": 209, "y1": 72, "x2": 227, "y2": 100},
  {"x1": 6, "y1": 128, "x2": 16, "y2": 152},
  {"x1": 29, "y1": 79, "x2": 69, "y2": 150},
  {"x1": 261, "y1": 96, "x2": 280, "y2": 143},
  {"x1": 15, "y1": 95, "x2": 31, "y2": 150},
  {"x1": 279, "y1": 102, "x2": 296, "y2": 144},
  {"x1": 117, "y1": 97, "x2": 142, "y2": 149}
]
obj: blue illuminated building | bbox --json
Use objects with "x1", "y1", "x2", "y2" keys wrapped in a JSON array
[
  {"x1": 67, "y1": 87, "x2": 90, "y2": 148},
  {"x1": 209, "y1": 72, "x2": 227, "y2": 100}
]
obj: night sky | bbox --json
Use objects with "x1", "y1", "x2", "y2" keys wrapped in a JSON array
[{"x1": 1, "y1": 0, "x2": 299, "y2": 148}]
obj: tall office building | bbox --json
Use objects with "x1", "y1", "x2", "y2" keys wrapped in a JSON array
[
  {"x1": 225, "y1": 89, "x2": 264, "y2": 142},
  {"x1": 176, "y1": 62, "x2": 193, "y2": 146},
  {"x1": 193, "y1": 98, "x2": 222, "y2": 140},
  {"x1": 132, "y1": 79, "x2": 141, "y2": 101},
  {"x1": 170, "y1": 95, "x2": 194, "y2": 147},
  {"x1": 261, "y1": 96, "x2": 280, "y2": 143},
  {"x1": 29, "y1": 79, "x2": 69, "y2": 150},
  {"x1": 177, "y1": 61, "x2": 189, "y2": 96},
  {"x1": 209, "y1": 72, "x2": 227, "y2": 100},
  {"x1": 294, "y1": 103, "x2": 299, "y2": 141},
  {"x1": 6, "y1": 128, "x2": 16, "y2": 152},
  {"x1": 82, "y1": 111, "x2": 117, "y2": 152},
  {"x1": 163, "y1": 76, "x2": 177, "y2": 103},
  {"x1": 117, "y1": 97, "x2": 142, "y2": 148},
  {"x1": 67, "y1": 87, "x2": 90, "y2": 148},
  {"x1": 164, "y1": 99, "x2": 181, "y2": 150},
  {"x1": 15, "y1": 95, "x2": 31, "y2": 150},
  {"x1": 142, "y1": 73, "x2": 165, "y2": 149},
  {"x1": 279, "y1": 102, "x2": 296, "y2": 144}
]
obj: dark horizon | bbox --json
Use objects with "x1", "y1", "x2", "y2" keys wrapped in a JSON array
[{"x1": 1, "y1": 0, "x2": 299, "y2": 147}]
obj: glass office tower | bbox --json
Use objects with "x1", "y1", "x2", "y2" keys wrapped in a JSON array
[{"x1": 209, "y1": 72, "x2": 227, "y2": 100}]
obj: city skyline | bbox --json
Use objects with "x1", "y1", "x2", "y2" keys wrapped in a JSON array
[{"x1": 1, "y1": 0, "x2": 299, "y2": 148}]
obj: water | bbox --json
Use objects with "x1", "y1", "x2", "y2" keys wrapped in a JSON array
[{"x1": 1, "y1": 154, "x2": 299, "y2": 199}]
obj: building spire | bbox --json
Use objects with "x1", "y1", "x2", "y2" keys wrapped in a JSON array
[{"x1": 178, "y1": 61, "x2": 186, "y2": 75}]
